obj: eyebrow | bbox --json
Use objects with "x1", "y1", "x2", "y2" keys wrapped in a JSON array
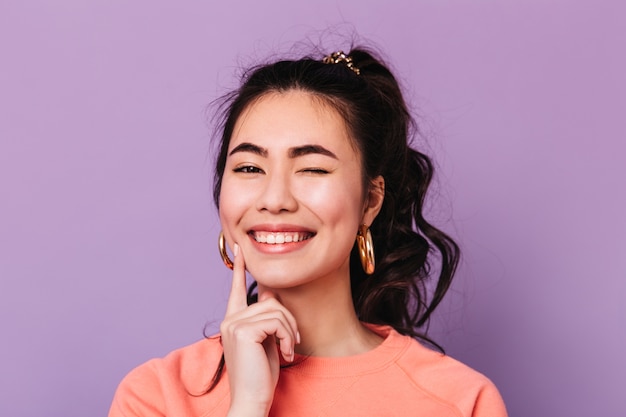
[
  {"x1": 229, "y1": 142, "x2": 268, "y2": 157},
  {"x1": 288, "y1": 144, "x2": 337, "y2": 159},
  {"x1": 229, "y1": 142, "x2": 337, "y2": 160}
]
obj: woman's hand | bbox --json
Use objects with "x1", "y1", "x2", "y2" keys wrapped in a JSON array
[{"x1": 220, "y1": 243, "x2": 299, "y2": 417}]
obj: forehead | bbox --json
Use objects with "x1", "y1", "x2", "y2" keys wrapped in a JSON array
[{"x1": 229, "y1": 90, "x2": 357, "y2": 156}]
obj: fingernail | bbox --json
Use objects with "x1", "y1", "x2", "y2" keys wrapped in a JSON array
[
  {"x1": 233, "y1": 243, "x2": 239, "y2": 257},
  {"x1": 296, "y1": 331, "x2": 301, "y2": 344}
]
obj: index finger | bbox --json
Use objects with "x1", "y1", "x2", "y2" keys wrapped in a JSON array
[{"x1": 225, "y1": 242, "x2": 248, "y2": 315}]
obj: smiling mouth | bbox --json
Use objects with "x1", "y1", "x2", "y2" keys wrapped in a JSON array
[{"x1": 249, "y1": 231, "x2": 315, "y2": 244}]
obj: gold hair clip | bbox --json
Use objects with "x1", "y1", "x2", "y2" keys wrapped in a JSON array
[{"x1": 322, "y1": 51, "x2": 360, "y2": 75}]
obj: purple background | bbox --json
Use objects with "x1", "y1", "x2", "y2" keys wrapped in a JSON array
[{"x1": 1, "y1": 1, "x2": 624, "y2": 416}]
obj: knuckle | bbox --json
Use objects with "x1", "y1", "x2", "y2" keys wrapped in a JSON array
[
  {"x1": 219, "y1": 321, "x2": 229, "y2": 334},
  {"x1": 230, "y1": 323, "x2": 250, "y2": 339},
  {"x1": 262, "y1": 297, "x2": 281, "y2": 308},
  {"x1": 220, "y1": 319, "x2": 240, "y2": 336}
]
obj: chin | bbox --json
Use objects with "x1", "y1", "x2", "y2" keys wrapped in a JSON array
[
  {"x1": 249, "y1": 270, "x2": 308, "y2": 290},
  {"x1": 245, "y1": 258, "x2": 314, "y2": 288}
]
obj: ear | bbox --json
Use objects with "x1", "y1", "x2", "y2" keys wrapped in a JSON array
[{"x1": 361, "y1": 175, "x2": 385, "y2": 226}]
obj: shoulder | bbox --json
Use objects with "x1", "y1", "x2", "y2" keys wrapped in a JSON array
[
  {"x1": 108, "y1": 335, "x2": 227, "y2": 417},
  {"x1": 389, "y1": 330, "x2": 508, "y2": 417},
  {"x1": 123, "y1": 335, "x2": 224, "y2": 391}
]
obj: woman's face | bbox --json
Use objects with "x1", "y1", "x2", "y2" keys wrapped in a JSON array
[{"x1": 219, "y1": 90, "x2": 383, "y2": 290}]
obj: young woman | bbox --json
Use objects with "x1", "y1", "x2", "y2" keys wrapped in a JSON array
[{"x1": 109, "y1": 49, "x2": 507, "y2": 417}]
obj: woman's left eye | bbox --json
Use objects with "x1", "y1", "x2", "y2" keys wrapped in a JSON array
[{"x1": 301, "y1": 168, "x2": 330, "y2": 175}]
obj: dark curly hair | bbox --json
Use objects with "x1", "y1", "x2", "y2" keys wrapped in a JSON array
[{"x1": 207, "y1": 47, "x2": 459, "y2": 391}]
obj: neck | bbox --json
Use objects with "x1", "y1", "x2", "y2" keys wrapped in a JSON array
[{"x1": 258, "y1": 266, "x2": 383, "y2": 357}]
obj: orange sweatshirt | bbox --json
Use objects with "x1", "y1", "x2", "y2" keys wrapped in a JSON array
[{"x1": 109, "y1": 325, "x2": 507, "y2": 417}]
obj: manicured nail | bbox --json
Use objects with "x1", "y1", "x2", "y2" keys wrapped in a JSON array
[{"x1": 233, "y1": 243, "x2": 239, "y2": 257}]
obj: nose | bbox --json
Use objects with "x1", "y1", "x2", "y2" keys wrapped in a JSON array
[{"x1": 255, "y1": 171, "x2": 298, "y2": 213}]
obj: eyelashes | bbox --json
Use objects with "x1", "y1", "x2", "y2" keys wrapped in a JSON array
[
  {"x1": 233, "y1": 165, "x2": 330, "y2": 175},
  {"x1": 301, "y1": 168, "x2": 330, "y2": 175},
  {"x1": 233, "y1": 165, "x2": 264, "y2": 174}
]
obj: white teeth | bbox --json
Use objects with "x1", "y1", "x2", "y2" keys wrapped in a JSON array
[{"x1": 253, "y1": 231, "x2": 311, "y2": 244}]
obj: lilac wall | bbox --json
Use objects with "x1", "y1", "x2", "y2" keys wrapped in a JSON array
[{"x1": 1, "y1": 1, "x2": 624, "y2": 416}]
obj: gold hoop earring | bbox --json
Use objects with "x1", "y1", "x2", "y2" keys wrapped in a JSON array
[
  {"x1": 218, "y1": 231, "x2": 233, "y2": 270},
  {"x1": 356, "y1": 224, "x2": 375, "y2": 275}
]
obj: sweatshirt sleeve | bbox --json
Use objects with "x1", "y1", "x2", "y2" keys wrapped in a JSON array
[{"x1": 108, "y1": 360, "x2": 166, "y2": 417}]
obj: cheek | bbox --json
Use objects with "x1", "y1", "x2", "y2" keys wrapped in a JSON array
[
  {"x1": 218, "y1": 177, "x2": 250, "y2": 232},
  {"x1": 295, "y1": 175, "x2": 365, "y2": 226}
]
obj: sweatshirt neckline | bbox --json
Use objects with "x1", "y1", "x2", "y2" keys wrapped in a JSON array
[{"x1": 281, "y1": 323, "x2": 411, "y2": 377}]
